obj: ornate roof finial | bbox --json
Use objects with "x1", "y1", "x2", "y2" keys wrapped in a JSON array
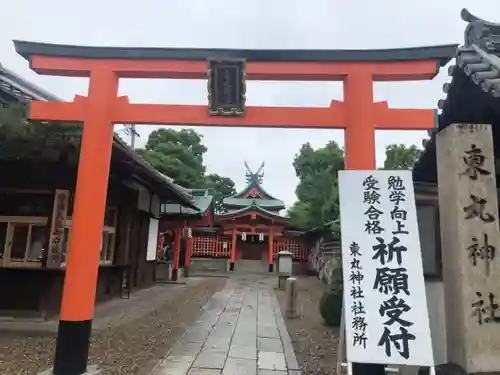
[
  {"x1": 461, "y1": 8, "x2": 500, "y2": 52},
  {"x1": 244, "y1": 161, "x2": 265, "y2": 185}
]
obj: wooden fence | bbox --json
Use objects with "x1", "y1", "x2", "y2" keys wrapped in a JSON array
[
  {"x1": 273, "y1": 238, "x2": 309, "y2": 261},
  {"x1": 192, "y1": 235, "x2": 309, "y2": 261},
  {"x1": 192, "y1": 236, "x2": 232, "y2": 257}
]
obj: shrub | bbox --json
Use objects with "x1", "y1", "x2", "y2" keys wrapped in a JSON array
[
  {"x1": 319, "y1": 290, "x2": 343, "y2": 326},
  {"x1": 319, "y1": 263, "x2": 343, "y2": 326}
]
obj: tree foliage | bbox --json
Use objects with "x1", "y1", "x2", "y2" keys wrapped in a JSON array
[
  {"x1": 203, "y1": 173, "x2": 237, "y2": 214},
  {"x1": 287, "y1": 141, "x2": 424, "y2": 231},
  {"x1": 0, "y1": 103, "x2": 82, "y2": 161},
  {"x1": 137, "y1": 128, "x2": 237, "y2": 207},
  {"x1": 383, "y1": 144, "x2": 422, "y2": 170},
  {"x1": 136, "y1": 129, "x2": 208, "y2": 188},
  {"x1": 287, "y1": 141, "x2": 344, "y2": 230}
]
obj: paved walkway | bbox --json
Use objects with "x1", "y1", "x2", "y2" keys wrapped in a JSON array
[{"x1": 151, "y1": 276, "x2": 301, "y2": 375}]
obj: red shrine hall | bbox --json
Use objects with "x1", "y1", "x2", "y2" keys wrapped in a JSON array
[
  {"x1": 161, "y1": 163, "x2": 308, "y2": 274},
  {"x1": 217, "y1": 162, "x2": 306, "y2": 272}
]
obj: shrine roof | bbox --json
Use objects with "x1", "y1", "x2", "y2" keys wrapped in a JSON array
[
  {"x1": 413, "y1": 9, "x2": 500, "y2": 184},
  {"x1": 217, "y1": 203, "x2": 288, "y2": 222},
  {"x1": 223, "y1": 197, "x2": 285, "y2": 209},
  {"x1": 161, "y1": 190, "x2": 213, "y2": 217},
  {"x1": 223, "y1": 182, "x2": 285, "y2": 209},
  {"x1": 14, "y1": 40, "x2": 456, "y2": 66},
  {"x1": 223, "y1": 162, "x2": 285, "y2": 210},
  {"x1": 0, "y1": 63, "x2": 59, "y2": 103}
]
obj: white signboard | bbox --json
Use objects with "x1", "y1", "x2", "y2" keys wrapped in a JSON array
[
  {"x1": 146, "y1": 218, "x2": 159, "y2": 261},
  {"x1": 338, "y1": 170, "x2": 434, "y2": 367}
]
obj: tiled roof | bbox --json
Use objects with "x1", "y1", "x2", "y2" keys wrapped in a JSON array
[
  {"x1": 223, "y1": 197, "x2": 285, "y2": 209},
  {"x1": 438, "y1": 9, "x2": 500, "y2": 106},
  {"x1": 0, "y1": 63, "x2": 60, "y2": 102},
  {"x1": 414, "y1": 9, "x2": 500, "y2": 183},
  {"x1": 218, "y1": 202, "x2": 288, "y2": 222},
  {"x1": 161, "y1": 191, "x2": 213, "y2": 216}
]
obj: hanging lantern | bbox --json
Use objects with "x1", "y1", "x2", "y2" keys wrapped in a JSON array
[
  {"x1": 259, "y1": 233, "x2": 264, "y2": 242},
  {"x1": 222, "y1": 240, "x2": 228, "y2": 249},
  {"x1": 241, "y1": 232, "x2": 247, "y2": 241},
  {"x1": 187, "y1": 228, "x2": 192, "y2": 238}
]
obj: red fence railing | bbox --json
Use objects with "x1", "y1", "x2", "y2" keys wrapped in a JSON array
[
  {"x1": 273, "y1": 238, "x2": 309, "y2": 261},
  {"x1": 192, "y1": 235, "x2": 309, "y2": 261},
  {"x1": 192, "y1": 236, "x2": 232, "y2": 258}
]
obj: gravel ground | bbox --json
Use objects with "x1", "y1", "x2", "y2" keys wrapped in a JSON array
[
  {"x1": 275, "y1": 276, "x2": 339, "y2": 375},
  {"x1": 0, "y1": 277, "x2": 226, "y2": 375}
]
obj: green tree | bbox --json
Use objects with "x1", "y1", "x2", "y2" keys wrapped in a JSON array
[
  {"x1": 287, "y1": 141, "x2": 344, "y2": 229},
  {"x1": 287, "y1": 141, "x2": 424, "y2": 230},
  {"x1": 203, "y1": 173, "x2": 237, "y2": 214},
  {"x1": 383, "y1": 144, "x2": 422, "y2": 170},
  {"x1": 0, "y1": 103, "x2": 82, "y2": 160},
  {"x1": 136, "y1": 128, "x2": 207, "y2": 188},
  {"x1": 137, "y1": 128, "x2": 238, "y2": 206}
]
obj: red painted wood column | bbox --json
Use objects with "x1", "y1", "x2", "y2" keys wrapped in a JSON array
[
  {"x1": 230, "y1": 227, "x2": 236, "y2": 271},
  {"x1": 185, "y1": 228, "x2": 193, "y2": 277},
  {"x1": 172, "y1": 228, "x2": 181, "y2": 281},
  {"x1": 268, "y1": 230, "x2": 274, "y2": 272},
  {"x1": 53, "y1": 68, "x2": 118, "y2": 375},
  {"x1": 343, "y1": 70, "x2": 376, "y2": 170}
]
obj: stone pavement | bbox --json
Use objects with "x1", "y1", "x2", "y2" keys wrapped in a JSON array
[{"x1": 151, "y1": 276, "x2": 301, "y2": 375}]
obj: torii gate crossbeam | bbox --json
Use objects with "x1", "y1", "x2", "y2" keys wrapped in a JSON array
[{"x1": 14, "y1": 40, "x2": 456, "y2": 375}]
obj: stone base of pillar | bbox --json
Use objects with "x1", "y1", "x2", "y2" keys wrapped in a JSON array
[
  {"x1": 268, "y1": 263, "x2": 273, "y2": 272},
  {"x1": 171, "y1": 268, "x2": 178, "y2": 281},
  {"x1": 230, "y1": 262, "x2": 235, "y2": 271},
  {"x1": 183, "y1": 266, "x2": 190, "y2": 278},
  {"x1": 40, "y1": 365, "x2": 102, "y2": 375}
]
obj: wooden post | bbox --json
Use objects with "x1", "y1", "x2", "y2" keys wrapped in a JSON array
[
  {"x1": 285, "y1": 277, "x2": 298, "y2": 318},
  {"x1": 268, "y1": 230, "x2": 274, "y2": 272},
  {"x1": 171, "y1": 228, "x2": 181, "y2": 281},
  {"x1": 53, "y1": 69, "x2": 118, "y2": 375},
  {"x1": 343, "y1": 70, "x2": 375, "y2": 170},
  {"x1": 337, "y1": 309, "x2": 346, "y2": 375},
  {"x1": 46, "y1": 189, "x2": 70, "y2": 268},
  {"x1": 230, "y1": 227, "x2": 236, "y2": 271},
  {"x1": 436, "y1": 123, "x2": 500, "y2": 373},
  {"x1": 184, "y1": 228, "x2": 192, "y2": 277}
]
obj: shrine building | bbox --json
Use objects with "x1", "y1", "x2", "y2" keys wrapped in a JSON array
[
  {"x1": 0, "y1": 64, "x2": 196, "y2": 318},
  {"x1": 186, "y1": 163, "x2": 308, "y2": 273}
]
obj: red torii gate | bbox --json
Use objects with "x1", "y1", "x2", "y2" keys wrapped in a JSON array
[{"x1": 14, "y1": 40, "x2": 455, "y2": 375}]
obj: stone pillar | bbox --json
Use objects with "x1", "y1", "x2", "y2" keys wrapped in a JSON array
[
  {"x1": 285, "y1": 277, "x2": 298, "y2": 318},
  {"x1": 436, "y1": 123, "x2": 500, "y2": 373}
]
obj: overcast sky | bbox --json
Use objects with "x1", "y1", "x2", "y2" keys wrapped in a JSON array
[{"x1": 1, "y1": 1, "x2": 497, "y2": 208}]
